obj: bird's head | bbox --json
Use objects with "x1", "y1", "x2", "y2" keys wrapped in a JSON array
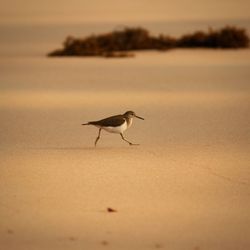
[{"x1": 123, "y1": 111, "x2": 144, "y2": 120}]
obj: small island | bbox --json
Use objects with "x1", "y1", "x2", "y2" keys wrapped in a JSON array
[{"x1": 48, "y1": 26, "x2": 249, "y2": 58}]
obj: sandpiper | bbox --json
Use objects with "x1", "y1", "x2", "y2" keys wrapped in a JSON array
[{"x1": 82, "y1": 111, "x2": 144, "y2": 146}]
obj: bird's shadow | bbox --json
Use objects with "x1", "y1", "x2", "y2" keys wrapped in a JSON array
[
  {"x1": 29, "y1": 146, "x2": 98, "y2": 151},
  {"x1": 29, "y1": 146, "x2": 135, "y2": 151}
]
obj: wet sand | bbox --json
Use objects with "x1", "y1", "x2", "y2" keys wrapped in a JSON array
[{"x1": 0, "y1": 50, "x2": 250, "y2": 250}]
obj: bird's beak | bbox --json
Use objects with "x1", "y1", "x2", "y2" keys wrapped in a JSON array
[{"x1": 135, "y1": 115, "x2": 144, "y2": 120}]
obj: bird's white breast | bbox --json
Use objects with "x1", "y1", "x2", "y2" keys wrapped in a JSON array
[{"x1": 102, "y1": 121, "x2": 128, "y2": 134}]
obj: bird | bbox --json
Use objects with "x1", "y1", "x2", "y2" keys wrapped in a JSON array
[{"x1": 82, "y1": 111, "x2": 144, "y2": 147}]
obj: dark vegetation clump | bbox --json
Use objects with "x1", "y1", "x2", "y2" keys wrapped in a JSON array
[
  {"x1": 177, "y1": 26, "x2": 249, "y2": 48},
  {"x1": 48, "y1": 26, "x2": 249, "y2": 57}
]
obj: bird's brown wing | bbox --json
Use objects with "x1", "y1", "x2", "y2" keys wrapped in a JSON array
[{"x1": 89, "y1": 115, "x2": 125, "y2": 127}]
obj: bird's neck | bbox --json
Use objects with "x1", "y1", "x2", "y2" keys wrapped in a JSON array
[{"x1": 125, "y1": 117, "x2": 133, "y2": 128}]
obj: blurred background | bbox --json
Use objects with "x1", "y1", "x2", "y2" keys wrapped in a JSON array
[{"x1": 0, "y1": 0, "x2": 250, "y2": 56}]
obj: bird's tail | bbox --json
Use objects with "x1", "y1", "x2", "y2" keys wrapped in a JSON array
[{"x1": 82, "y1": 121, "x2": 96, "y2": 126}]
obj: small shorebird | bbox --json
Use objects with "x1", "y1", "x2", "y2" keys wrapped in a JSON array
[{"x1": 82, "y1": 111, "x2": 144, "y2": 146}]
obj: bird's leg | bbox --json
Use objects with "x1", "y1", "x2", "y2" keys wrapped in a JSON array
[
  {"x1": 95, "y1": 128, "x2": 102, "y2": 147},
  {"x1": 120, "y1": 133, "x2": 139, "y2": 146}
]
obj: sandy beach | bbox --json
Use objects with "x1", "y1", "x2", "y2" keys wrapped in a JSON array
[{"x1": 0, "y1": 48, "x2": 250, "y2": 249}]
